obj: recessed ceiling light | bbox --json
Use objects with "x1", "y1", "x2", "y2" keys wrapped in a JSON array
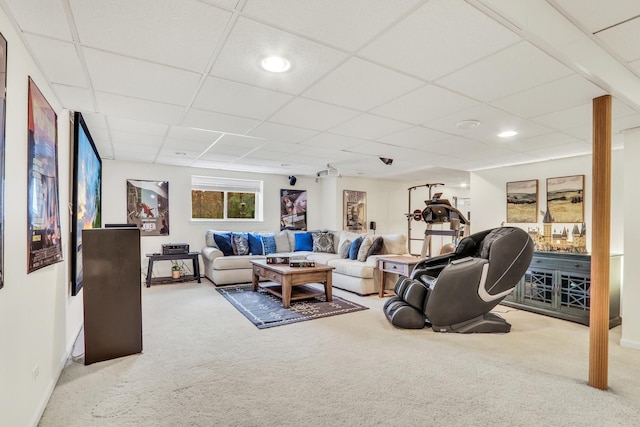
[
  {"x1": 498, "y1": 130, "x2": 518, "y2": 138},
  {"x1": 456, "y1": 119, "x2": 481, "y2": 129},
  {"x1": 261, "y1": 56, "x2": 290, "y2": 73}
]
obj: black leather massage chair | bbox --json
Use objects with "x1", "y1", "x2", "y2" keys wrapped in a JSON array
[{"x1": 383, "y1": 227, "x2": 534, "y2": 333}]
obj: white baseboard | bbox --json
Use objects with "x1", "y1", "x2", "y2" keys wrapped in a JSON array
[{"x1": 620, "y1": 338, "x2": 640, "y2": 350}]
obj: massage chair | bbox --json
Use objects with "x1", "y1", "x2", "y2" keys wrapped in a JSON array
[{"x1": 383, "y1": 227, "x2": 534, "y2": 333}]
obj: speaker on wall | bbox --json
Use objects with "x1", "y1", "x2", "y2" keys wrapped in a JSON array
[
  {"x1": 369, "y1": 221, "x2": 377, "y2": 232},
  {"x1": 288, "y1": 175, "x2": 297, "y2": 186}
]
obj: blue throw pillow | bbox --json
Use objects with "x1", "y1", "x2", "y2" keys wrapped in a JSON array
[
  {"x1": 261, "y1": 234, "x2": 277, "y2": 255},
  {"x1": 247, "y1": 233, "x2": 264, "y2": 255},
  {"x1": 213, "y1": 232, "x2": 234, "y2": 256},
  {"x1": 349, "y1": 236, "x2": 363, "y2": 260},
  {"x1": 294, "y1": 232, "x2": 314, "y2": 251}
]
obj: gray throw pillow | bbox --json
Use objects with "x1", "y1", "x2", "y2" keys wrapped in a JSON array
[
  {"x1": 312, "y1": 232, "x2": 334, "y2": 253},
  {"x1": 338, "y1": 239, "x2": 351, "y2": 259},
  {"x1": 365, "y1": 236, "x2": 384, "y2": 259},
  {"x1": 232, "y1": 233, "x2": 249, "y2": 256}
]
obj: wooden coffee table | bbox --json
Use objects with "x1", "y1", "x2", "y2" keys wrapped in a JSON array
[{"x1": 251, "y1": 260, "x2": 334, "y2": 308}]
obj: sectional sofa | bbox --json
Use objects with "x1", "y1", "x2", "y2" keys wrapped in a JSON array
[{"x1": 202, "y1": 229, "x2": 408, "y2": 295}]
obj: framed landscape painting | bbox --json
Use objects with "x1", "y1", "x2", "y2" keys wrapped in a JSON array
[
  {"x1": 506, "y1": 179, "x2": 538, "y2": 223},
  {"x1": 546, "y1": 175, "x2": 585, "y2": 223},
  {"x1": 343, "y1": 190, "x2": 366, "y2": 232},
  {"x1": 27, "y1": 77, "x2": 63, "y2": 272},
  {"x1": 70, "y1": 112, "x2": 101, "y2": 296}
]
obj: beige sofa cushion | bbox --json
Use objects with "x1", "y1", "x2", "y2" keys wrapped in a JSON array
[
  {"x1": 327, "y1": 258, "x2": 374, "y2": 279},
  {"x1": 382, "y1": 234, "x2": 407, "y2": 255}
]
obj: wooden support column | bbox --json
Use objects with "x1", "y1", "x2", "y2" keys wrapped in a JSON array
[{"x1": 589, "y1": 95, "x2": 612, "y2": 390}]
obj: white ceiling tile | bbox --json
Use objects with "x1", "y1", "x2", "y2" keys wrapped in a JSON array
[
  {"x1": 255, "y1": 141, "x2": 305, "y2": 153},
  {"x1": 69, "y1": 0, "x2": 232, "y2": 71},
  {"x1": 107, "y1": 117, "x2": 168, "y2": 136},
  {"x1": 110, "y1": 130, "x2": 164, "y2": 147},
  {"x1": 554, "y1": 0, "x2": 640, "y2": 33},
  {"x1": 491, "y1": 74, "x2": 606, "y2": 118},
  {"x1": 298, "y1": 133, "x2": 366, "y2": 151},
  {"x1": 411, "y1": 136, "x2": 505, "y2": 159},
  {"x1": 167, "y1": 126, "x2": 223, "y2": 143},
  {"x1": 377, "y1": 126, "x2": 452, "y2": 148},
  {"x1": 210, "y1": 17, "x2": 348, "y2": 94},
  {"x1": 328, "y1": 114, "x2": 412, "y2": 140},
  {"x1": 268, "y1": 98, "x2": 360, "y2": 131},
  {"x1": 525, "y1": 141, "x2": 593, "y2": 159},
  {"x1": 424, "y1": 104, "x2": 552, "y2": 143},
  {"x1": 206, "y1": 145, "x2": 254, "y2": 157},
  {"x1": 96, "y1": 93, "x2": 186, "y2": 124},
  {"x1": 436, "y1": 42, "x2": 573, "y2": 102},
  {"x1": 215, "y1": 134, "x2": 266, "y2": 149},
  {"x1": 242, "y1": 0, "x2": 422, "y2": 51},
  {"x1": 630, "y1": 59, "x2": 640, "y2": 75},
  {"x1": 24, "y1": 35, "x2": 86, "y2": 87},
  {"x1": 302, "y1": 57, "x2": 424, "y2": 110},
  {"x1": 372, "y1": 85, "x2": 479, "y2": 124},
  {"x1": 194, "y1": 77, "x2": 293, "y2": 120},
  {"x1": 163, "y1": 138, "x2": 214, "y2": 152},
  {"x1": 247, "y1": 122, "x2": 318, "y2": 143},
  {"x1": 84, "y1": 49, "x2": 201, "y2": 106},
  {"x1": 51, "y1": 84, "x2": 95, "y2": 112},
  {"x1": 4, "y1": 0, "x2": 71, "y2": 40},
  {"x1": 597, "y1": 17, "x2": 640, "y2": 62},
  {"x1": 155, "y1": 154, "x2": 197, "y2": 166},
  {"x1": 78, "y1": 112, "x2": 107, "y2": 130},
  {"x1": 181, "y1": 108, "x2": 260, "y2": 134},
  {"x1": 501, "y1": 132, "x2": 580, "y2": 153},
  {"x1": 614, "y1": 113, "x2": 640, "y2": 133},
  {"x1": 359, "y1": 0, "x2": 520, "y2": 80}
]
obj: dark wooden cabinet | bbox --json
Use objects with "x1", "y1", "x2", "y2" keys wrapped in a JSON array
[
  {"x1": 502, "y1": 251, "x2": 621, "y2": 328},
  {"x1": 82, "y1": 228, "x2": 142, "y2": 365}
]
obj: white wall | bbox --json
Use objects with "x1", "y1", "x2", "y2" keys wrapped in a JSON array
[
  {"x1": 0, "y1": 11, "x2": 79, "y2": 427},
  {"x1": 470, "y1": 151, "x2": 624, "y2": 254},
  {"x1": 622, "y1": 129, "x2": 640, "y2": 348}
]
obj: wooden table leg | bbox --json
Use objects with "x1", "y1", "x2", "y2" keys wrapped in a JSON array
[
  {"x1": 324, "y1": 271, "x2": 333, "y2": 302},
  {"x1": 282, "y1": 276, "x2": 292, "y2": 308},
  {"x1": 377, "y1": 260, "x2": 385, "y2": 298},
  {"x1": 252, "y1": 269, "x2": 259, "y2": 292}
]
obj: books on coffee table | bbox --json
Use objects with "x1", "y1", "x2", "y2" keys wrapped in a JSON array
[{"x1": 289, "y1": 260, "x2": 316, "y2": 268}]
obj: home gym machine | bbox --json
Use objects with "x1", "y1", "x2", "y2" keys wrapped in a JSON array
[{"x1": 405, "y1": 183, "x2": 470, "y2": 257}]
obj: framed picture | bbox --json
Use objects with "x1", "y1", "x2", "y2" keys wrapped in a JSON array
[
  {"x1": 126, "y1": 179, "x2": 169, "y2": 236},
  {"x1": 546, "y1": 175, "x2": 585, "y2": 223},
  {"x1": 280, "y1": 189, "x2": 307, "y2": 230},
  {"x1": 506, "y1": 179, "x2": 538, "y2": 223},
  {"x1": 70, "y1": 112, "x2": 102, "y2": 296},
  {"x1": 343, "y1": 190, "x2": 366, "y2": 232},
  {"x1": 0, "y1": 33, "x2": 6, "y2": 288},
  {"x1": 27, "y1": 77, "x2": 63, "y2": 273}
]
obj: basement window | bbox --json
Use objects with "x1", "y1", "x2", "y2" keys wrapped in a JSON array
[{"x1": 191, "y1": 175, "x2": 263, "y2": 221}]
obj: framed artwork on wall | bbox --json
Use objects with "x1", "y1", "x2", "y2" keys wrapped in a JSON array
[
  {"x1": 70, "y1": 112, "x2": 102, "y2": 296},
  {"x1": 27, "y1": 77, "x2": 63, "y2": 273},
  {"x1": 343, "y1": 190, "x2": 366, "y2": 233},
  {"x1": 0, "y1": 33, "x2": 6, "y2": 288},
  {"x1": 126, "y1": 179, "x2": 169, "y2": 236},
  {"x1": 506, "y1": 179, "x2": 538, "y2": 223},
  {"x1": 280, "y1": 189, "x2": 307, "y2": 230},
  {"x1": 546, "y1": 175, "x2": 585, "y2": 223}
]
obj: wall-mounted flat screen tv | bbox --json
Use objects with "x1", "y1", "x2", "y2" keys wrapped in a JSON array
[{"x1": 71, "y1": 112, "x2": 102, "y2": 296}]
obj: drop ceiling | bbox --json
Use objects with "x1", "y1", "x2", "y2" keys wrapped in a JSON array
[{"x1": 3, "y1": 0, "x2": 640, "y2": 187}]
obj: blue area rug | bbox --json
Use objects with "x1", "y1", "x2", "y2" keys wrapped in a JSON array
[{"x1": 216, "y1": 285, "x2": 369, "y2": 329}]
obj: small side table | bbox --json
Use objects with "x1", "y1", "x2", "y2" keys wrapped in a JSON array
[
  {"x1": 146, "y1": 252, "x2": 201, "y2": 287},
  {"x1": 376, "y1": 256, "x2": 421, "y2": 298}
]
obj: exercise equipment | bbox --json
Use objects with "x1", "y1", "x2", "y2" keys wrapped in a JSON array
[{"x1": 419, "y1": 193, "x2": 470, "y2": 258}]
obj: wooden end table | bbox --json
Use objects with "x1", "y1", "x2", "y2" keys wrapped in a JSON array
[
  {"x1": 250, "y1": 260, "x2": 334, "y2": 308},
  {"x1": 376, "y1": 255, "x2": 421, "y2": 298}
]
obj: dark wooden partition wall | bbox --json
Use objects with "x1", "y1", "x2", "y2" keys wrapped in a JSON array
[{"x1": 82, "y1": 228, "x2": 142, "y2": 365}]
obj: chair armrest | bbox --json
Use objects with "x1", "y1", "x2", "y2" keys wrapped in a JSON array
[{"x1": 201, "y1": 247, "x2": 224, "y2": 261}]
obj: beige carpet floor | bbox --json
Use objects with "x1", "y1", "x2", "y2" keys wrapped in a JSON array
[{"x1": 39, "y1": 281, "x2": 640, "y2": 426}]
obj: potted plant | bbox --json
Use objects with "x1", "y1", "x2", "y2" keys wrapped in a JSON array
[{"x1": 171, "y1": 262, "x2": 182, "y2": 279}]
